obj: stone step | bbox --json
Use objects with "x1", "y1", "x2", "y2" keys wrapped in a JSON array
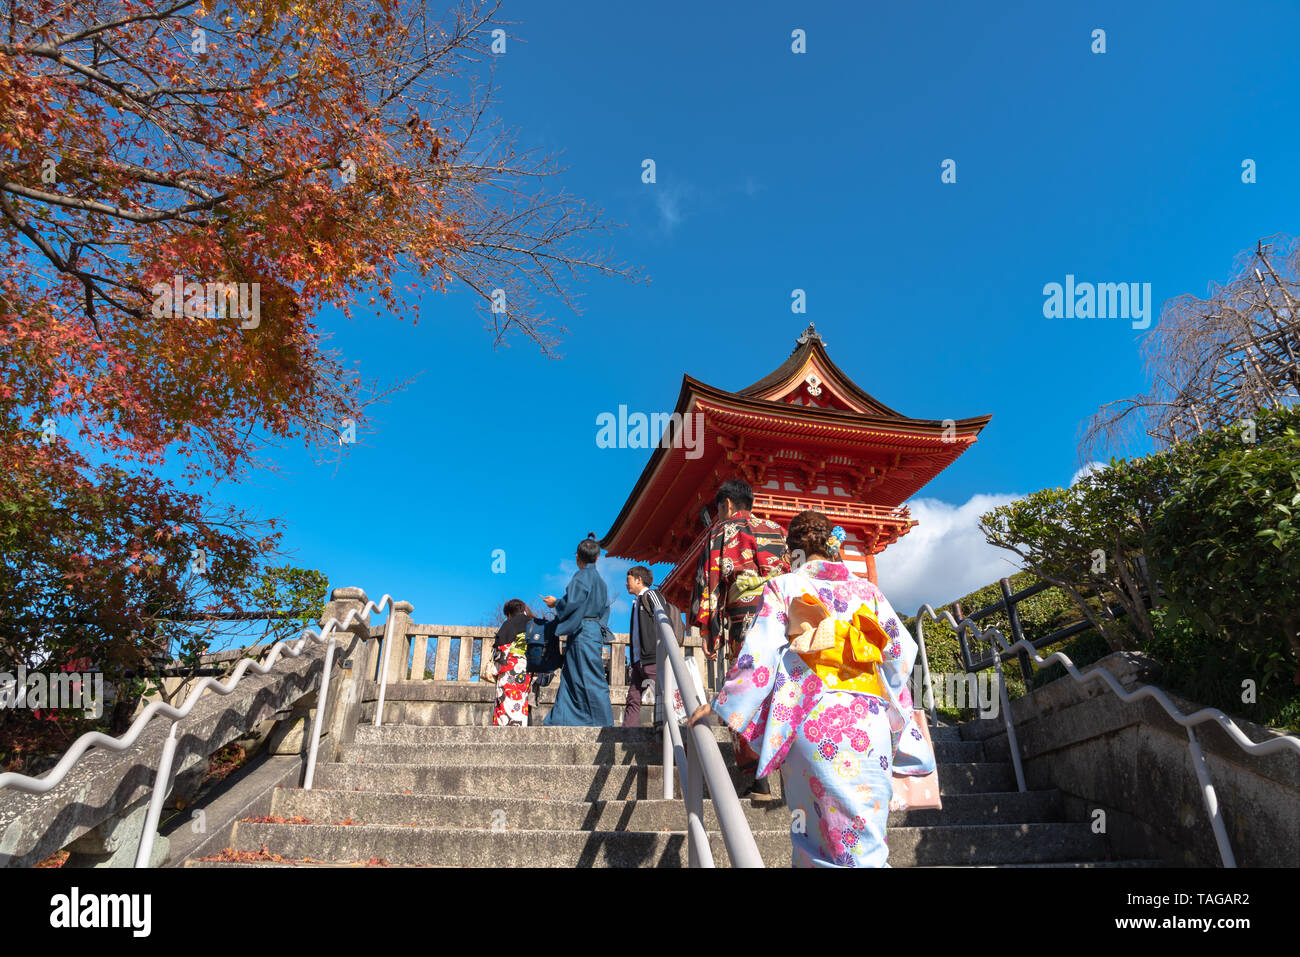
[
  {"x1": 370, "y1": 701, "x2": 643, "y2": 728},
  {"x1": 338, "y1": 738, "x2": 984, "y2": 766},
  {"x1": 216, "y1": 819, "x2": 1115, "y2": 868},
  {"x1": 187, "y1": 861, "x2": 427, "y2": 868},
  {"x1": 935, "y1": 860, "x2": 1165, "y2": 868},
  {"x1": 187, "y1": 857, "x2": 1163, "y2": 869},
  {"x1": 369, "y1": 681, "x2": 654, "y2": 703},
  {"x1": 310, "y1": 762, "x2": 681, "y2": 800},
  {"x1": 272, "y1": 789, "x2": 788, "y2": 830},
  {"x1": 309, "y1": 760, "x2": 1013, "y2": 798},
  {"x1": 876, "y1": 789, "x2": 1062, "y2": 826},
  {"x1": 888, "y1": 822, "x2": 1115, "y2": 866},
  {"x1": 364, "y1": 681, "x2": 692, "y2": 728},
  {"x1": 372, "y1": 680, "x2": 718, "y2": 704},
  {"x1": 928, "y1": 723, "x2": 964, "y2": 744},
  {"x1": 339, "y1": 742, "x2": 667, "y2": 767},
  {"x1": 221, "y1": 821, "x2": 774, "y2": 867},
  {"x1": 936, "y1": 740, "x2": 986, "y2": 762},
  {"x1": 271, "y1": 787, "x2": 1065, "y2": 831},
  {"x1": 927, "y1": 762, "x2": 1016, "y2": 794},
  {"x1": 353, "y1": 722, "x2": 986, "y2": 762},
  {"x1": 353, "y1": 724, "x2": 725, "y2": 744}
]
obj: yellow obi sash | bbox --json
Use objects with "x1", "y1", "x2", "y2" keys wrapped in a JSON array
[{"x1": 787, "y1": 594, "x2": 888, "y2": 698}]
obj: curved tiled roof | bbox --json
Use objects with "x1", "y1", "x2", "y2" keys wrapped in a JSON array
[
  {"x1": 736, "y1": 322, "x2": 903, "y2": 417},
  {"x1": 599, "y1": 324, "x2": 992, "y2": 567}
]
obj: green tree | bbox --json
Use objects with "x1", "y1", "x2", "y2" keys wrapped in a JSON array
[
  {"x1": 977, "y1": 405, "x2": 1300, "y2": 729},
  {"x1": 1149, "y1": 407, "x2": 1300, "y2": 690},
  {"x1": 979, "y1": 458, "x2": 1169, "y2": 649}
]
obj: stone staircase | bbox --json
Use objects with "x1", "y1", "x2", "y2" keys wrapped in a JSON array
[{"x1": 186, "y1": 687, "x2": 1160, "y2": 867}]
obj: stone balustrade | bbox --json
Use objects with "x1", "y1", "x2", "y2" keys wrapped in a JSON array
[{"x1": 356, "y1": 620, "x2": 726, "y2": 692}]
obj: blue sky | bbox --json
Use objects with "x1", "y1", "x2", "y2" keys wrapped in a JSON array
[{"x1": 194, "y1": 0, "x2": 1300, "y2": 638}]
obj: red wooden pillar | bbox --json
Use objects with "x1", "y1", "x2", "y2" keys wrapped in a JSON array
[{"x1": 865, "y1": 551, "x2": 878, "y2": 585}]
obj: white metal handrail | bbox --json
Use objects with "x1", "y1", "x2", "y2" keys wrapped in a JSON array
[
  {"x1": 0, "y1": 592, "x2": 405, "y2": 868},
  {"x1": 911, "y1": 603, "x2": 1300, "y2": 867},
  {"x1": 648, "y1": 591, "x2": 764, "y2": 867}
]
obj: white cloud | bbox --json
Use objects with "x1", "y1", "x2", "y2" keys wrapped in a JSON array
[
  {"x1": 874, "y1": 494, "x2": 1026, "y2": 617},
  {"x1": 1070, "y1": 461, "x2": 1108, "y2": 485},
  {"x1": 654, "y1": 186, "x2": 686, "y2": 234}
]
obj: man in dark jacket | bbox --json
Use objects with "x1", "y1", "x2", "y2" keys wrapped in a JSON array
[{"x1": 623, "y1": 566, "x2": 683, "y2": 728}]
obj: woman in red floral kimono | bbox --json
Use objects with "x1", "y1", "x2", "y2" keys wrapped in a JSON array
[{"x1": 492, "y1": 599, "x2": 533, "y2": 726}]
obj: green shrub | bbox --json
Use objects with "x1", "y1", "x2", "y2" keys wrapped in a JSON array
[
  {"x1": 1029, "y1": 628, "x2": 1112, "y2": 689},
  {"x1": 1146, "y1": 608, "x2": 1300, "y2": 732},
  {"x1": 975, "y1": 403, "x2": 1300, "y2": 732},
  {"x1": 1148, "y1": 406, "x2": 1300, "y2": 704},
  {"x1": 905, "y1": 571, "x2": 1081, "y2": 719}
]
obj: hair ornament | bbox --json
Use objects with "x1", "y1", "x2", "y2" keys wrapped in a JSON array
[{"x1": 826, "y1": 525, "x2": 846, "y2": 555}]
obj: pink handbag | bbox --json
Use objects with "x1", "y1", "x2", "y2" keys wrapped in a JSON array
[{"x1": 890, "y1": 709, "x2": 942, "y2": 811}]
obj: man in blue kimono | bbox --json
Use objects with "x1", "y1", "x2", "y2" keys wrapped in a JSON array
[{"x1": 540, "y1": 535, "x2": 615, "y2": 726}]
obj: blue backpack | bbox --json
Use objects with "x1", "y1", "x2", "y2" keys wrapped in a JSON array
[{"x1": 525, "y1": 617, "x2": 563, "y2": 674}]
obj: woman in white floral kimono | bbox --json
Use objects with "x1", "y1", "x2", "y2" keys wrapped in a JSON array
[{"x1": 690, "y1": 510, "x2": 934, "y2": 867}]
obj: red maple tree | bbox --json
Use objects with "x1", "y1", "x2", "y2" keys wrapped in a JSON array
[{"x1": 0, "y1": 0, "x2": 632, "y2": 732}]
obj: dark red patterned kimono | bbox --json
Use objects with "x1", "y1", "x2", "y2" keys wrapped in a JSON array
[{"x1": 689, "y1": 509, "x2": 789, "y2": 774}]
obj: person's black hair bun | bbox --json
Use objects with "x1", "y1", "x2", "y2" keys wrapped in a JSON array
[{"x1": 586, "y1": 531, "x2": 596, "y2": 539}]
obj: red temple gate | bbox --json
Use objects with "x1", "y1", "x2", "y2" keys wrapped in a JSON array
[{"x1": 600, "y1": 324, "x2": 991, "y2": 608}]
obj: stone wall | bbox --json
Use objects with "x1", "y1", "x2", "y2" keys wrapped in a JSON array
[
  {"x1": 963, "y1": 652, "x2": 1299, "y2": 867},
  {"x1": 0, "y1": 638, "x2": 332, "y2": 867},
  {"x1": 0, "y1": 588, "x2": 375, "y2": 867}
]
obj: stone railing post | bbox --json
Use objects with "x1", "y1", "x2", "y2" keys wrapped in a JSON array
[
  {"x1": 409, "y1": 630, "x2": 429, "y2": 680},
  {"x1": 318, "y1": 587, "x2": 373, "y2": 762},
  {"x1": 377, "y1": 600, "x2": 415, "y2": 690},
  {"x1": 432, "y1": 632, "x2": 452, "y2": 681},
  {"x1": 471, "y1": 635, "x2": 490, "y2": 682},
  {"x1": 455, "y1": 629, "x2": 473, "y2": 682},
  {"x1": 610, "y1": 635, "x2": 627, "y2": 689}
]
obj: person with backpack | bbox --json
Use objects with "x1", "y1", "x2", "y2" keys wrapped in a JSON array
[{"x1": 623, "y1": 565, "x2": 683, "y2": 728}]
